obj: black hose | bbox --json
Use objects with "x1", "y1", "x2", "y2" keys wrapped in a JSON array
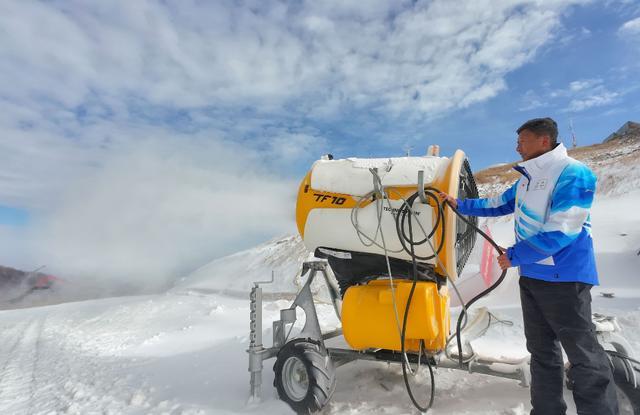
[
  {"x1": 399, "y1": 207, "x2": 435, "y2": 411},
  {"x1": 443, "y1": 200, "x2": 509, "y2": 368},
  {"x1": 395, "y1": 190, "x2": 446, "y2": 261},
  {"x1": 607, "y1": 350, "x2": 640, "y2": 367},
  {"x1": 394, "y1": 188, "x2": 510, "y2": 412}
]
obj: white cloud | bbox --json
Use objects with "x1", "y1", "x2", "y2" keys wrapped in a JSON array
[
  {"x1": 619, "y1": 16, "x2": 640, "y2": 36},
  {"x1": 519, "y1": 90, "x2": 545, "y2": 111},
  {"x1": 560, "y1": 78, "x2": 621, "y2": 112},
  {"x1": 263, "y1": 133, "x2": 329, "y2": 162},
  {"x1": 569, "y1": 78, "x2": 602, "y2": 92},
  {"x1": 536, "y1": 78, "x2": 620, "y2": 113},
  {"x1": 566, "y1": 91, "x2": 619, "y2": 112},
  {"x1": 0, "y1": 0, "x2": 586, "y2": 119}
]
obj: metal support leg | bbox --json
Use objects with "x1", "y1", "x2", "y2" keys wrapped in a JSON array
[
  {"x1": 274, "y1": 260, "x2": 338, "y2": 346},
  {"x1": 291, "y1": 269, "x2": 324, "y2": 342},
  {"x1": 247, "y1": 271, "x2": 278, "y2": 402},
  {"x1": 248, "y1": 284, "x2": 264, "y2": 402},
  {"x1": 320, "y1": 266, "x2": 342, "y2": 320}
]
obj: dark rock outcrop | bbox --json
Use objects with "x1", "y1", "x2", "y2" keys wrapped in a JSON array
[{"x1": 604, "y1": 121, "x2": 640, "y2": 143}]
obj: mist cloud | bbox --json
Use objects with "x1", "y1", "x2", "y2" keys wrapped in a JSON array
[{"x1": 13, "y1": 130, "x2": 299, "y2": 292}]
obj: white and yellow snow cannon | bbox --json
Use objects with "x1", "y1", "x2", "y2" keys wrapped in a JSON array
[
  {"x1": 295, "y1": 148, "x2": 478, "y2": 353},
  {"x1": 247, "y1": 146, "x2": 640, "y2": 414}
]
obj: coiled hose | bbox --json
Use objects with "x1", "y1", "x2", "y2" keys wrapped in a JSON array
[{"x1": 394, "y1": 187, "x2": 508, "y2": 412}]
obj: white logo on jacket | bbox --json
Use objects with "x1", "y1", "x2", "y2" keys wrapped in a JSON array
[{"x1": 533, "y1": 179, "x2": 547, "y2": 190}]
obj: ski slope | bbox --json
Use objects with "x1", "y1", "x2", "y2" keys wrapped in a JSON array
[{"x1": 0, "y1": 191, "x2": 639, "y2": 414}]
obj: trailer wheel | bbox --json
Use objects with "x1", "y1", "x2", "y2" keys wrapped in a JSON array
[
  {"x1": 273, "y1": 338, "x2": 336, "y2": 414},
  {"x1": 608, "y1": 351, "x2": 640, "y2": 415}
]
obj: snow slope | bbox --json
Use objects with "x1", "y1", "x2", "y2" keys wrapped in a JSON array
[{"x1": 1, "y1": 189, "x2": 639, "y2": 414}]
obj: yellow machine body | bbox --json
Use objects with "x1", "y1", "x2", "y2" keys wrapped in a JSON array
[
  {"x1": 341, "y1": 279, "x2": 450, "y2": 352},
  {"x1": 294, "y1": 149, "x2": 477, "y2": 355}
]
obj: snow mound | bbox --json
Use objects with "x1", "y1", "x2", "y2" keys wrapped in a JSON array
[{"x1": 173, "y1": 235, "x2": 313, "y2": 296}]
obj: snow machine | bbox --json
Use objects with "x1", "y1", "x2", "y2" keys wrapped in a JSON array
[{"x1": 247, "y1": 147, "x2": 640, "y2": 414}]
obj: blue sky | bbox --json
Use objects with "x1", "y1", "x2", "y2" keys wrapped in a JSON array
[
  {"x1": 0, "y1": 205, "x2": 29, "y2": 226},
  {"x1": 0, "y1": 0, "x2": 639, "y2": 277}
]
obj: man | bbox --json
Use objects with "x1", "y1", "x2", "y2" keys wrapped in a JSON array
[{"x1": 440, "y1": 118, "x2": 618, "y2": 415}]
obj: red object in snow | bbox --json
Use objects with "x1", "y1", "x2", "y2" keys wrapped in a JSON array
[
  {"x1": 480, "y1": 227, "x2": 496, "y2": 287},
  {"x1": 33, "y1": 274, "x2": 61, "y2": 289}
]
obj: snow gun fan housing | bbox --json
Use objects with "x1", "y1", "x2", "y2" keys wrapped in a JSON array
[{"x1": 295, "y1": 150, "x2": 479, "y2": 353}]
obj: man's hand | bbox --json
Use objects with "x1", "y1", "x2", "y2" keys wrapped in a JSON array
[
  {"x1": 438, "y1": 192, "x2": 458, "y2": 209},
  {"x1": 497, "y1": 251, "x2": 512, "y2": 270}
]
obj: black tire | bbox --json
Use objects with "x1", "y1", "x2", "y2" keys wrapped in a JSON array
[
  {"x1": 273, "y1": 338, "x2": 336, "y2": 414},
  {"x1": 608, "y1": 351, "x2": 640, "y2": 415}
]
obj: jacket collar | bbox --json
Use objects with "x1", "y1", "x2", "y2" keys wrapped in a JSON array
[{"x1": 516, "y1": 143, "x2": 568, "y2": 174}]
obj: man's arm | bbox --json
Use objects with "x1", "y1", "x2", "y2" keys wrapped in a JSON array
[
  {"x1": 448, "y1": 181, "x2": 518, "y2": 217},
  {"x1": 506, "y1": 164, "x2": 596, "y2": 267}
]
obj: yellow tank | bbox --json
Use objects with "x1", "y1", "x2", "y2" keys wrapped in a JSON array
[{"x1": 341, "y1": 279, "x2": 450, "y2": 352}]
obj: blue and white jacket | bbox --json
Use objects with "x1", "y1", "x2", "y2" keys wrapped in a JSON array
[{"x1": 456, "y1": 143, "x2": 598, "y2": 285}]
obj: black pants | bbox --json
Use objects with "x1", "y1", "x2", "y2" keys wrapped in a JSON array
[{"x1": 519, "y1": 276, "x2": 618, "y2": 415}]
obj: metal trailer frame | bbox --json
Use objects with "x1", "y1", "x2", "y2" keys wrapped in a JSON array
[{"x1": 247, "y1": 260, "x2": 638, "y2": 407}]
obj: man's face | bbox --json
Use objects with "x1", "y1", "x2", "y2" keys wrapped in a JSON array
[{"x1": 516, "y1": 129, "x2": 552, "y2": 161}]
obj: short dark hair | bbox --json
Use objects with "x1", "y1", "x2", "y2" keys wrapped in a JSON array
[{"x1": 517, "y1": 117, "x2": 558, "y2": 145}]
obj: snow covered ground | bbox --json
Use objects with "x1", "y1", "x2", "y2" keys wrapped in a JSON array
[{"x1": 1, "y1": 190, "x2": 639, "y2": 414}]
